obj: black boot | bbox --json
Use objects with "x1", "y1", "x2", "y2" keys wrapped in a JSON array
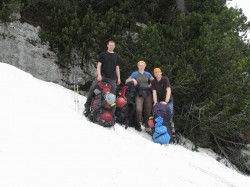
[
  {"x1": 83, "y1": 105, "x2": 90, "y2": 117},
  {"x1": 135, "y1": 122, "x2": 142, "y2": 132}
]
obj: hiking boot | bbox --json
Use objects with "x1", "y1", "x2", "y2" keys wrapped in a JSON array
[
  {"x1": 171, "y1": 133, "x2": 179, "y2": 144},
  {"x1": 83, "y1": 110, "x2": 90, "y2": 118},
  {"x1": 83, "y1": 106, "x2": 90, "y2": 117},
  {"x1": 170, "y1": 121, "x2": 175, "y2": 134},
  {"x1": 135, "y1": 125, "x2": 142, "y2": 132},
  {"x1": 145, "y1": 127, "x2": 152, "y2": 135},
  {"x1": 135, "y1": 122, "x2": 142, "y2": 132}
]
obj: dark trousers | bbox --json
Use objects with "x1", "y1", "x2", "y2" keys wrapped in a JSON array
[
  {"x1": 84, "y1": 76, "x2": 116, "y2": 109},
  {"x1": 135, "y1": 92, "x2": 152, "y2": 127}
]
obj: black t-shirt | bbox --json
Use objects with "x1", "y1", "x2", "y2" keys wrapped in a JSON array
[
  {"x1": 151, "y1": 76, "x2": 173, "y2": 102},
  {"x1": 98, "y1": 51, "x2": 120, "y2": 80}
]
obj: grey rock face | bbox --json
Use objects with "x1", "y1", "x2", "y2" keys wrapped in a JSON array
[
  {"x1": 0, "y1": 20, "x2": 96, "y2": 93},
  {"x1": 0, "y1": 21, "x2": 63, "y2": 84}
]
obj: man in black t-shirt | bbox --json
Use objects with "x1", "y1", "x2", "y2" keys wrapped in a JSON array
[
  {"x1": 84, "y1": 40, "x2": 121, "y2": 116},
  {"x1": 151, "y1": 68, "x2": 174, "y2": 122}
]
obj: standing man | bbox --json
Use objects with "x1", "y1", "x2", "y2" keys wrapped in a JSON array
[
  {"x1": 151, "y1": 68, "x2": 174, "y2": 122},
  {"x1": 84, "y1": 39, "x2": 121, "y2": 116}
]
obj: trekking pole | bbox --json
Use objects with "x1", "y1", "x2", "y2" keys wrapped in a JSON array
[
  {"x1": 76, "y1": 63, "x2": 80, "y2": 113},
  {"x1": 72, "y1": 60, "x2": 80, "y2": 112},
  {"x1": 73, "y1": 63, "x2": 77, "y2": 112},
  {"x1": 76, "y1": 77, "x2": 80, "y2": 113}
]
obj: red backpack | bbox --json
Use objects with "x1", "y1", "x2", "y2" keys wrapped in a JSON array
[{"x1": 89, "y1": 82, "x2": 116, "y2": 127}]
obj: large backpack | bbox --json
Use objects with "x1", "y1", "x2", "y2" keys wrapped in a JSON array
[
  {"x1": 115, "y1": 85, "x2": 128, "y2": 125},
  {"x1": 153, "y1": 116, "x2": 170, "y2": 144},
  {"x1": 152, "y1": 103, "x2": 173, "y2": 144},
  {"x1": 115, "y1": 81, "x2": 137, "y2": 128},
  {"x1": 89, "y1": 81, "x2": 116, "y2": 127}
]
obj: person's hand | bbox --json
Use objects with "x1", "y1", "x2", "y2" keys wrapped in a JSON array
[
  {"x1": 132, "y1": 79, "x2": 138, "y2": 86},
  {"x1": 97, "y1": 75, "x2": 102, "y2": 81},
  {"x1": 160, "y1": 101, "x2": 168, "y2": 105}
]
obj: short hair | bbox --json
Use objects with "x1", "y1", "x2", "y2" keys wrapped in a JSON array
[
  {"x1": 153, "y1": 68, "x2": 162, "y2": 73},
  {"x1": 137, "y1": 60, "x2": 146, "y2": 66},
  {"x1": 106, "y1": 39, "x2": 116, "y2": 45}
]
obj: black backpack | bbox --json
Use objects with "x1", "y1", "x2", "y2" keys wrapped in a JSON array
[{"x1": 115, "y1": 81, "x2": 137, "y2": 128}]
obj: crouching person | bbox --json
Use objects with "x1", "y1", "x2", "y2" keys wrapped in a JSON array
[
  {"x1": 151, "y1": 67, "x2": 174, "y2": 124},
  {"x1": 151, "y1": 68, "x2": 176, "y2": 142}
]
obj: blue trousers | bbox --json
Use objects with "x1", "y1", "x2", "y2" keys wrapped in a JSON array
[{"x1": 167, "y1": 100, "x2": 174, "y2": 122}]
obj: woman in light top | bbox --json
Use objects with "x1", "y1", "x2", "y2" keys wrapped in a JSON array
[{"x1": 126, "y1": 60, "x2": 154, "y2": 132}]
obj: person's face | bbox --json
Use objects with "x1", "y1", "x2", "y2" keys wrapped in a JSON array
[
  {"x1": 154, "y1": 71, "x2": 162, "y2": 79},
  {"x1": 107, "y1": 41, "x2": 115, "y2": 51},
  {"x1": 137, "y1": 62, "x2": 146, "y2": 71}
]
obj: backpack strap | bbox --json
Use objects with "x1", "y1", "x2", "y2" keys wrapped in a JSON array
[
  {"x1": 153, "y1": 132, "x2": 167, "y2": 141},
  {"x1": 120, "y1": 86, "x2": 128, "y2": 97}
]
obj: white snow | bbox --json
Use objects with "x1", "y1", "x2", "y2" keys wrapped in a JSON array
[{"x1": 0, "y1": 62, "x2": 249, "y2": 187}]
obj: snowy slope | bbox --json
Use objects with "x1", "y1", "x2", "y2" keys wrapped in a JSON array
[{"x1": 0, "y1": 62, "x2": 249, "y2": 187}]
